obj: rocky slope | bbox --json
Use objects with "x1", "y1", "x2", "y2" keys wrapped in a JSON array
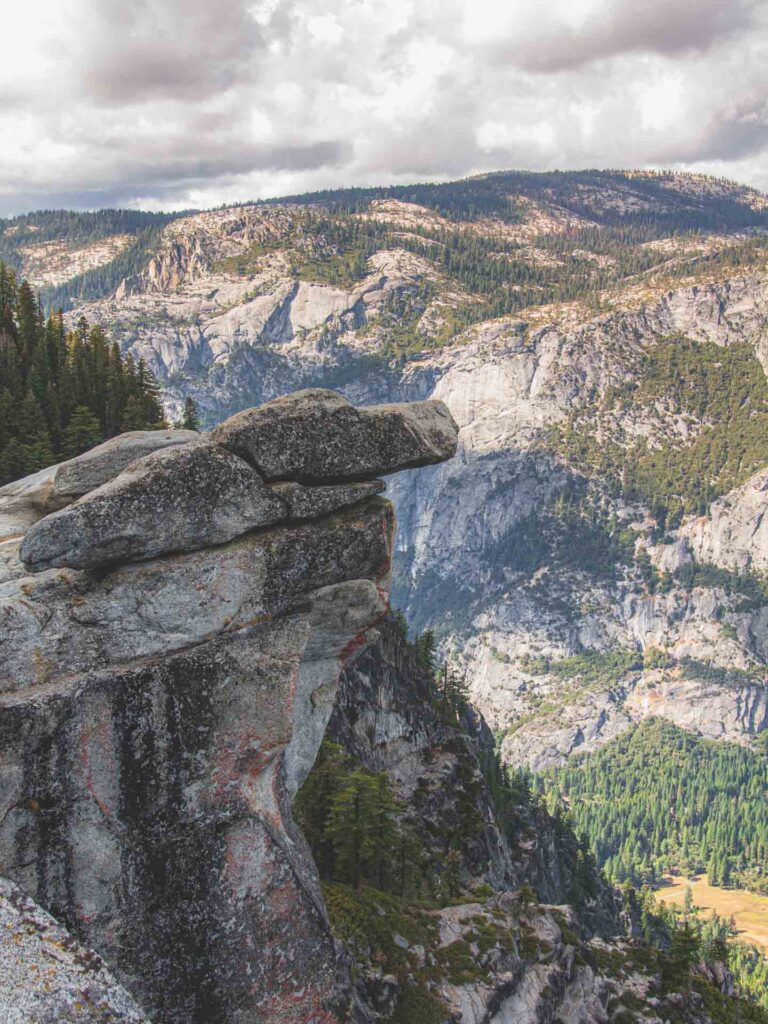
[
  {"x1": 7, "y1": 169, "x2": 768, "y2": 771},
  {"x1": 316, "y1": 622, "x2": 748, "y2": 1024},
  {"x1": 330, "y1": 619, "x2": 614, "y2": 910},
  {"x1": 0, "y1": 390, "x2": 458, "y2": 1023},
  {"x1": 0, "y1": 876, "x2": 149, "y2": 1024}
]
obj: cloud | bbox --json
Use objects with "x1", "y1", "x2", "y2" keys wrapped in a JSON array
[
  {"x1": 68, "y1": 0, "x2": 265, "y2": 104},
  {"x1": 1, "y1": 0, "x2": 768, "y2": 215},
  {"x1": 472, "y1": 0, "x2": 759, "y2": 73}
]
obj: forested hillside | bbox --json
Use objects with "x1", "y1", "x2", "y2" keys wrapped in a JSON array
[
  {"x1": 0, "y1": 210, "x2": 180, "y2": 308},
  {"x1": 535, "y1": 719, "x2": 768, "y2": 892},
  {"x1": 554, "y1": 335, "x2": 768, "y2": 521},
  {"x1": 3, "y1": 169, "x2": 768, "y2": 320},
  {"x1": 0, "y1": 262, "x2": 167, "y2": 483}
]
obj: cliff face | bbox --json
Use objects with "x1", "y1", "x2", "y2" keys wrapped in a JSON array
[
  {"x1": 330, "y1": 620, "x2": 616, "y2": 912},
  {"x1": 0, "y1": 390, "x2": 458, "y2": 1024},
  {"x1": 329, "y1": 620, "x2": 516, "y2": 893},
  {"x1": 386, "y1": 282, "x2": 768, "y2": 768}
]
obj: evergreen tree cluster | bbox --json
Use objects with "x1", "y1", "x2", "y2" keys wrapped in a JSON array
[
  {"x1": 556, "y1": 336, "x2": 768, "y2": 522},
  {"x1": 293, "y1": 740, "x2": 429, "y2": 897},
  {"x1": 628, "y1": 883, "x2": 768, "y2": 1013},
  {"x1": 0, "y1": 262, "x2": 167, "y2": 484},
  {"x1": 535, "y1": 718, "x2": 768, "y2": 893}
]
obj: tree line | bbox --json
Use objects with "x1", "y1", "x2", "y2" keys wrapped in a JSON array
[
  {"x1": 625, "y1": 882, "x2": 768, "y2": 1013},
  {"x1": 535, "y1": 718, "x2": 768, "y2": 894},
  {"x1": 0, "y1": 261, "x2": 170, "y2": 484}
]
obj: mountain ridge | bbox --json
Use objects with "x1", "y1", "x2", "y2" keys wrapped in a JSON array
[{"x1": 4, "y1": 168, "x2": 768, "y2": 775}]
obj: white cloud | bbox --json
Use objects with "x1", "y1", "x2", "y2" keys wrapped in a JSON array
[{"x1": 1, "y1": 0, "x2": 768, "y2": 214}]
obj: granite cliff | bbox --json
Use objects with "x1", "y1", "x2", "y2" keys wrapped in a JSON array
[{"x1": 0, "y1": 389, "x2": 458, "y2": 1023}]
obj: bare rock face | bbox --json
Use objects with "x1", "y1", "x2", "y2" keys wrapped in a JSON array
[
  {"x1": 212, "y1": 388, "x2": 459, "y2": 483},
  {"x1": 0, "y1": 391, "x2": 458, "y2": 1024},
  {"x1": 271, "y1": 479, "x2": 385, "y2": 520},
  {"x1": 20, "y1": 441, "x2": 286, "y2": 571},
  {"x1": 51, "y1": 429, "x2": 200, "y2": 502},
  {"x1": 0, "y1": 877, "x2": 149, "y2": 1024},
  {"x1": 681, "y1": 466, "x2": 768, "y2": 574},
  {"x1": 0, "y1": 429, "x2": 197, "y2": 542}
]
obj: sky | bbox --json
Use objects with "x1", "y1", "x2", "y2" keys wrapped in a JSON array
[{"x1": 1, "y1": 0, "x2": 768, "y2": 215}]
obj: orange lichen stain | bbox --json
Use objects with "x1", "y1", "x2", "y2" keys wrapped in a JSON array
[
  {"x1": 32, "y1": 650, "x2": 51, "y2": 685},
  {"x1": 77, "y1": 721, "x2": 116, "y2": 821},
  {"x1": 240, "y1": 613, "x2": 273, "y2": 629},
  {"x1": 340, "y1": 630, "x2": 371, "y2": 662},
  {"x1": 257, "y1": 988, "x2": 340, "y2": 1024}
]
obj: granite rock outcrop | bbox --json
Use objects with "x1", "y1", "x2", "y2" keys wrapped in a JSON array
[
  {"x1": 0, "y1": 877, "x2": 149, "y2": 1024},
  {"x1": 0, "y1": 390, "x2": 458, "y2": 1023}
]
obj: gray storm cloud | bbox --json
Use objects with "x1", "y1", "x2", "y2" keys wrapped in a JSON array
[
  {"x1": 493, "y1": 0, "x2": 758, "y2": 73},
  {"x1": 1, "y1": 0, "x2": 767, "y2": 214},
  {"x1": 72, "y1": 0, "x2": 265, "y2": 103}
]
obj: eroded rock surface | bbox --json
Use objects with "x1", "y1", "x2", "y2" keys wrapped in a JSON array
[
  {"x1": 0, "y1": 876, "x2": 148, "y2": 1024},
  {"x1": 0, "y1": 391, "x2": 458, "y2": 1024},
  {"x1": 51, "y1": 429, "x2": 200, "y2": 502},
  {"x1": 20, "y1": 440, "x2": 286, "y2": 571},
  {"x1": 212, "y1": 388, "x2": 458, "y2": 483},
  {"x1": 0, "y1": 429, "x2": 197, "y2": 542},
  {"x1": 17, "y1": 390, "x2": 456, "y2": 574}
]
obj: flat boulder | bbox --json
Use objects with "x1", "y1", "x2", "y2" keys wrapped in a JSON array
[
  {"x1": 52, "y1": 428, "x2": 199, "y2": 501},
  {"x1": 19, "y1": 441, "x2": 286, "y2": 572},
  {"x1": 0, "y1": 429, "x2": 199, "y2": 541},
  {"x1": 212, "y1": 388, "x2": 459, "y2": 483}
]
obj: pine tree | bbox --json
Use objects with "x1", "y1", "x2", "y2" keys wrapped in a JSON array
[
  {"x1": 442, "y1": 849, "x2": 462, "y2": 899},
  {"x1": 135, "y1": 357, "x2": 166, "y2": 428},
  {"x1": 682, "y1": 884, "x2": 694, "y2": 920},
  {"x1": 121, "y1": 394, "x2": 147, "y2": 431},
  {"x1": 15, "y1": 394, "x2": 53, "y2": 477},
  {"x1": 0, "y1": 438, "x2": 25, "y2": 483},
  {"x1": 180, "y1": 396, "x2": 200, "y2": 431},
  {"x1": 413, "y1": 628, "x2": 436, "y2": 673},
  {"x1": 326, "y1": 771, "x2": 381, "y2": 889},
  {"x1": 15, "y1": 280, "x2": 39, "y2": 386},
  {"x1": 437, "y1": 662, "x2": 470, "y2": 724},
  {"x1": 105, "y1": 342, "x2": 126, "y2": 437},
  {"x1": 62, "y1": 406, "x2": 103, "y2": 459},
  {"x1": 663, "y1": 921, "x2": 700, "y2": 998},
  {"x1": 0, "y1": 389, "x2": 16, "y2": 450}
]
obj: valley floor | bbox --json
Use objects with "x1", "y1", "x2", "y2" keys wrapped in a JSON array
[{"x1": 657, "y1": 874, "x2": 768, "y2": 953}]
